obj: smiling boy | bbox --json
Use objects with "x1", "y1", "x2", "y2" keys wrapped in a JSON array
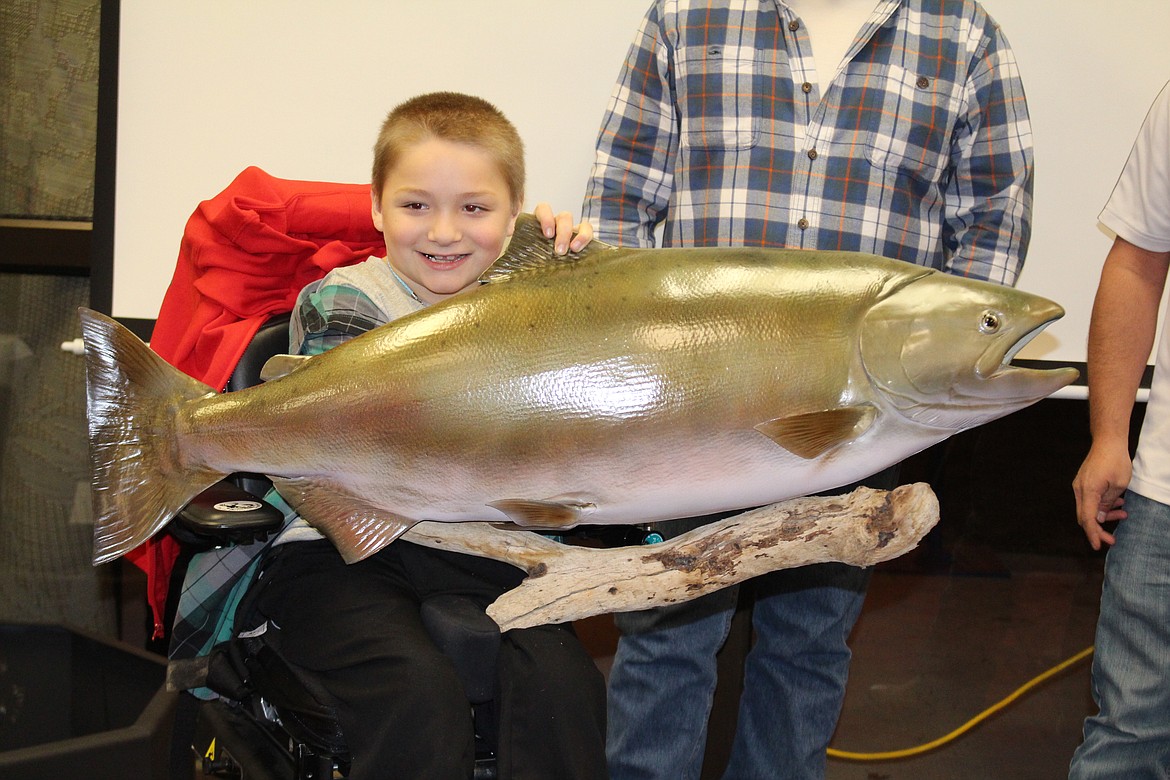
[{"x1": 247, "y1": 92, "x2": 607, "y2": 779}]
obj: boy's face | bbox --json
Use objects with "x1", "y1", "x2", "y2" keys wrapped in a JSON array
[{"x1": 372, "y1": 137, "x2": 519, "y2": 305}]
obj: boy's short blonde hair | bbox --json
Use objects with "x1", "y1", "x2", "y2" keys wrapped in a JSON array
[{"x1": 372, "y1": 92, "x2": 525, "y2": 211}]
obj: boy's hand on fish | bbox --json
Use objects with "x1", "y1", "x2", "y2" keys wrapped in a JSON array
[{"x1": 533, "y1": 203, "x2": 593, "y2": 255}]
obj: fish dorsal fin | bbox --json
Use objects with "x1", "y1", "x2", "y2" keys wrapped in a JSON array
[
  {"x1": 479, "y1": 212, "x2": 616, "y2": 284},
  {"x1": 754, "y1": 405, "x2": 877, "y2": 459},
  {"x1": 272, "y1": 477, "x2": 416, "y2": 563},
  {"x1": 260, "y1": 354, "x2": 311, "y2": 382},
  {"x1": 487, "y1": 498, "x2": 594, "y2": 528}
]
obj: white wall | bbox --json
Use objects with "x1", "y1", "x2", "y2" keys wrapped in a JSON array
[
  {"x1": 107, "y1": 0, "x2": 1170, "y2": 367},
  {"x1": 110, "y1": 0, "x2": 647, "y2": 319},
  {"x1": 987, "y1": 1, "x2": 1169, "y2": 366}
]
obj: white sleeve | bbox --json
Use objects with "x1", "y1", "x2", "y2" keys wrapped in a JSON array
[{"x1": 1099, "y1": 80, "x2": 1170, "y2": 253}]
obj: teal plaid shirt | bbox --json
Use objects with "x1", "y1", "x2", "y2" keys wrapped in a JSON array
[{"x1": 582, "y1": 0, "x2": 1032, "y2": 285}]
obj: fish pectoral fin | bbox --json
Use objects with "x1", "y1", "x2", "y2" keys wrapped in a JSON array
[
  {"x1": 755, "y1": 404, "x2": 877, "y2": 459},
  {"x1": 260, "y1": 354, "x2": 311, "y2": 383},
  {"x1": 272, "y1": 477, "x2": 416, "y2": 563},
  {"x1": 487, "y1": 498, "x2": 592, "y2": 528},
  {"x1": 479, "y1": 212, "x2": 616, "y2": 284}
]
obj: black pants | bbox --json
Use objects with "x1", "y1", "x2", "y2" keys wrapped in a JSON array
[{"x1": 247, "y1": 538, "x2": 607, "y2": 780}]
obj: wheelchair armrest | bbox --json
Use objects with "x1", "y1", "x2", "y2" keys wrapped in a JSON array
[{"x1": 174, "y1": 478, "x2": 284, "y2": 547}]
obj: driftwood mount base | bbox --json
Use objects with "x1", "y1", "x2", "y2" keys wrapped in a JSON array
[{"x1": 403, "y1": 482, "x2": 939, "y2": 631}]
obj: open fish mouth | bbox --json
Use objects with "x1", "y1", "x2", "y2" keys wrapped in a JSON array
[{"x1": 972, "y1": 317, "x2": 1079, "y2": 403}]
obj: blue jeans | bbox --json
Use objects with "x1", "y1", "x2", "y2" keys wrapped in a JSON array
[
  {"x1": 607, "y1": 562, "x2": 871, "y2": 780},
  {"x1": 1070, "y1": 490, "x2": 1170, "y2": 779}
]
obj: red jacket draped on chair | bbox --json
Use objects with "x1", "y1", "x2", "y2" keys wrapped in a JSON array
[{"x1": 129, "y1": 166, "x2": 384, "y2": 637}]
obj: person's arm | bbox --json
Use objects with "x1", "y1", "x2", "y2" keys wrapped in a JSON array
[
  {"x1": 291, "y1": 281, "x2": 384, "y2": 356},
  {"x1": 581, "y1": 3, "x2": 678, "y2": 247},
  {"x1": 941, "y1": 23, "x2": 1033, "y2": 286},
  {"x1": 1072, "y1": 238, "x2": 1170, "y2": 549}
]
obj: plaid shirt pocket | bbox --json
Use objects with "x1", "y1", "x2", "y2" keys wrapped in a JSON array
[
  {"x1": 859, "y1": 64, "x2": 960, "y2": 184},
  {"x1": 675, "y1": 44, "x2": 758, "y2": 150}
]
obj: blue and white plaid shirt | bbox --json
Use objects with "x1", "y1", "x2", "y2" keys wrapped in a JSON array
[{"x1": 582, "y1": 0, "x2": 1032, "y2": 285}]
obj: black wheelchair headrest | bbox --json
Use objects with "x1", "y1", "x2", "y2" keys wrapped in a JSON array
[{"x1": 227, "y1": 314, "x2": 294, "y2": 392}]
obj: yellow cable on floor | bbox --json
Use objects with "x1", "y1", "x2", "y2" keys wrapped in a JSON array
[{"x1": 827, "y1": 645, "x2": 1095, "y2": 761}]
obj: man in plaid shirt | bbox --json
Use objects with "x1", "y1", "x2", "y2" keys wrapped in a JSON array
[{"x1": 581, "y1": 1, "x2": 1032, "y2": 777}]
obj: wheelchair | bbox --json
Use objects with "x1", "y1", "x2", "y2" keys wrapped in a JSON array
[
  {"x1": 167, "y1": 315, "x2": 502, "y2": 780},
  {"x1": 147, "y1": 170, "x2": 620, "y2": 779}
]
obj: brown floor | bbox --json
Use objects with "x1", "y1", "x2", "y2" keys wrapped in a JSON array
[
  {"x1": 826, "y1": 553, "x2": 1101, "y2": 780},
  {"x1": 578, "y1": 550, "x2": 1104, "y2": 780}
]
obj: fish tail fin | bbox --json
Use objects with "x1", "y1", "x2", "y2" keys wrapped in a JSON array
[{"x1": 79, "y1": 308, "x2": 227, "y2": 565}]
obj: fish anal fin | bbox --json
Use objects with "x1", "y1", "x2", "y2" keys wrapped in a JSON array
[
  {"x1": 273, "y1": 477, "x2": 416, "y2": 563},
  {"x1": 487, "y1": 498, "x2": 593, "y2": 529},
  {"x1": 755, "y1": 405, "x2": 877, "y2": 459},
  {"x1": 479, "y1": 212, "x2": 615, "y2": 284}
]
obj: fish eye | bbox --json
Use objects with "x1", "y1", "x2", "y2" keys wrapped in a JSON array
[{"x1": 979, "y1": 310, "x2": 1002, "y2": 334}]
